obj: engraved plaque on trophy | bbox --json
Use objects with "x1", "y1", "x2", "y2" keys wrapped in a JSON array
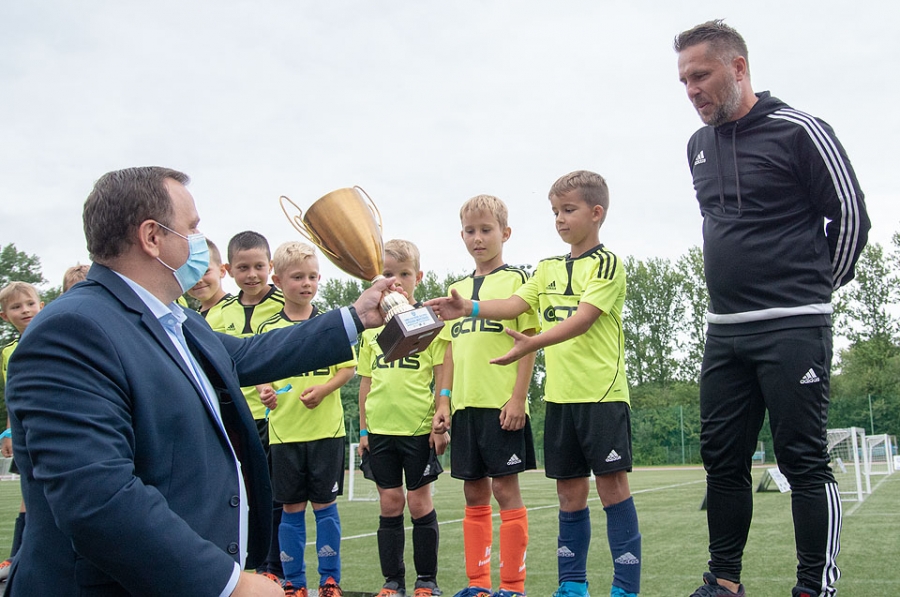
[{"x1": 280, "y1": 186, "x2": 444, "y2": 362}]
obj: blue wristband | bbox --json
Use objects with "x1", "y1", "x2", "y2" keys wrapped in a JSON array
[
  {"x1": 359, "y1": 429, "x2": 368, "y2": 437},
  {"x1": 470, "y1": 301, "x2": 480, "y2": 318},
  {"x1": 0, "y1": 429, "x2": 11, "y2": 440},
  {"x1": 439, "y1": 389, "x2": 451, "y2": 399}
]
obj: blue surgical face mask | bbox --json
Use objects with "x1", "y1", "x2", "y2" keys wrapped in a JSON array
[{"x1": 155, "y1": 222, "x2": 210, "y2": 293}]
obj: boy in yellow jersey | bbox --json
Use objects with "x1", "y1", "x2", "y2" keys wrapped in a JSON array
[
  {"x1": 214, "y1": 230, "x2": 286, "y2": 582},
  {"x1": 428, "y1": 172, "x2": 641, "y2": 597},
  {"x1": 256, "y1": 242, "x2": 356, "y2": 597},
  {"x1": 357, "y1": 239, "x2": 448, "y2": 597},
  {"x1": 431, "y1": 195, "x2": 537, "y2": 597},
  {"x1": 0, "y1": 281, "x2": 44, "y2": 580},
  {"x1": 188, "y1": 238, "x2": 232, "y2": 326}
]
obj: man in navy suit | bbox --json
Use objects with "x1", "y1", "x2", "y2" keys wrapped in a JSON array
[{"x1": 5, "y1": 167, "x2": 395, "y2": 596}]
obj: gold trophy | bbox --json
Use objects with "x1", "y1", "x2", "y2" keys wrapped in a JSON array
[{"x1": 280, "y1": 186, "x2": 444, "y2": 362}]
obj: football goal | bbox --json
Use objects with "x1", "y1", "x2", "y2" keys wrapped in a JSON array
[
  {"x1": 865, "y1": 434, "x2": 896, "y2": 477},
  {"x1": 826, "y1": 427, "x2": 871, "y2": 502},
  {"x1": 347, "y1": 442, "x2": 378, "y2": 502}
]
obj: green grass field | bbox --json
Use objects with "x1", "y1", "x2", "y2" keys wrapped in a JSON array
[{"x1": 1, "y1": 467, "x2": 897, "y2": 595}]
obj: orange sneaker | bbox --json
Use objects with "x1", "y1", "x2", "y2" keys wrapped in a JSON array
[
  {"x1": 284, "y1": 581, "x2": 309, "y2": 597},
  {"x1": 378, "y1": 581, "x2": 405, "y2": 597},
  {"x1": 319, "y1": 577, "x2": 343, "y2": 597},
  {"x1": 414, "y1": 581, "x2": 443, "y2": 597}
]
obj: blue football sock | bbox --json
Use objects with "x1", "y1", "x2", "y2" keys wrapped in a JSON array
[
  {"x1": 558, "y1": 507, "x2": 591, "y2": 584},
  {"x1": 279, "y1": 509, "x2": 307, "y2": 587},
  {"x1": 314, "y1": 503, "x2": 342, "y2": 584},
  {"x1": 604, "y1": 497, "x2": 641, "y2": 594}
]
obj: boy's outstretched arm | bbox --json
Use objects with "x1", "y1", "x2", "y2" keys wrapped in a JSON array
[
  {"x1": 491, "y1": 302, "x2": 602, "y2": 366},
  {"x1": 425, "y1": 288, "x2": 529, "y2": 322}
]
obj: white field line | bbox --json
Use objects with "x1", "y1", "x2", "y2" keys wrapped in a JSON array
[
  {"x1": 338, "y1": 479, "x2": 704, "y2": 543},
  {"x1": 844, "y1": 474, "x2": 891, "y2": 517}
]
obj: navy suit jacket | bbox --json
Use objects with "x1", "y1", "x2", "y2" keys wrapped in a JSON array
[{"x1": 5, "y1": 264, "x2": 355, "y2": 595}]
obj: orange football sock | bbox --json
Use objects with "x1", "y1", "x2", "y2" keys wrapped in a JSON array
[
  {"x1": 499, "y1": 507, "x2": 528, "y2": 593},
  {"x1": 464, "y1": 505, "x2": 493, "y2": 589}
]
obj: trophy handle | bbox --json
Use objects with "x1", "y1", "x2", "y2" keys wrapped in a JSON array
[
  {"x1": 354, "y1": 186, "x2": 383, "y2": 233},
  {"x1": 278, "y1": 195, "x2": 341, "y2": 260}
]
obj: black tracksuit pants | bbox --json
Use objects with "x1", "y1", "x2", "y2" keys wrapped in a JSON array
[{"x1": 700, "y1": 326, "x2": 842, "y2": 594}]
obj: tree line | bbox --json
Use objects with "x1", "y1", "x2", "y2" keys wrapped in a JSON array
[{"x1": 2, "y1": 239, "x2": 898, "y2": 464}]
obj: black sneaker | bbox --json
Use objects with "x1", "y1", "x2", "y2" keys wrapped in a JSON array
[{"x1": 690, "y1": 572, "x2": 745, "y2": 597}]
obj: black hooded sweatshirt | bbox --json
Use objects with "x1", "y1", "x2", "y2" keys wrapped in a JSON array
[{"x1": 687, "y1": 91, "x2": 870, "y2": 336}]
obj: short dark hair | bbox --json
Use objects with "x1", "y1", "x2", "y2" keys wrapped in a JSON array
[
  {"x1": 673, "y1": 19, "x2": 749, "y2": 66},
  {"x1": 549, "y1": 170, "x2": 610, "y2": 226},
  {"x1": 227, "y1": 231, "x2": 271, "y2": 262},
  {"x1": 83, "y1": 167, "x2": 190, "y2": 263}
]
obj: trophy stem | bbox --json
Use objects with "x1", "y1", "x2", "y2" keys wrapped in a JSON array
[{"x1": 372, "y1": 274, "x2": 414, "y2": 322}]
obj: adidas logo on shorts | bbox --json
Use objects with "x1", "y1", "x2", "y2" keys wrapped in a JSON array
[
  {"x1": 557, "y1": 546, "x2": 575, "y2": 558},
  {"x1": 318, "y1": 545, "x2": 338, "y2": 558},
  {"x1": 423, "y1": 464, "x2": 432, "y2": 476},
  {"x1": 605, "y1": 450, "x2": 622, "y2": 463},
  {"x1": 507, "y1": 454, "x2": 522, "y2": 466},
  {"x1": 280, "y1": 550, "x2": 294, "y2": 563},
  {"x1": 331, "y1": 482, "x2": 339, "y2": 493},
  {"x1": 614, "y1": 552, "x2": 640, "y2": 565}
]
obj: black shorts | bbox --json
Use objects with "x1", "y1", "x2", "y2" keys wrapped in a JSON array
[
  {"x1": 366, "y1": 433, "x2": 442, "y2": 491},
  {"x1": 450, "y1": 407, "x2": 536, "y2": 480},
  {"x1": 544, "y1": 401, "x2": 633, "y2": 479},
  {"x1": 270, "y1": 437, "x2": 345, "y2": 504}
]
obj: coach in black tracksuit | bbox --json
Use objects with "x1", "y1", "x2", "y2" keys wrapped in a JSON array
[{"x1": 674, "y1": 21, "x2": 870, "y2": 597}]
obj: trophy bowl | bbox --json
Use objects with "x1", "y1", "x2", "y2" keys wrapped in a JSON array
[{"x1": 280, "y1": 186, "x2": 444, "y2": 362}]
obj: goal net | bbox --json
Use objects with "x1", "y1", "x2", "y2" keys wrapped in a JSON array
[
  {"x1": 826, "y1": 427, "x2": 871, "y2": 501},
  {"x1": 865, "y1": 434, "x2": 896, "y2": 477},
  {"x1": 347, "y1": 442, "x2": 378, "y2": 502}
]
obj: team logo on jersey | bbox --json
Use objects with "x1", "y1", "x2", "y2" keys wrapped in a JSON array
[
  {"x1": 615, "y1": 552, "x2": 640, "y2": 565},
  {"x1": 605, "y1": 449, "x2": 622, "y2": 463},
  {"x1": 693, "y1": 150, "x2": 707, "y2": 166},
  {"x1": 800, "y1": 368, "x2": 821, "y2": 385},
  {"x1": 557, "y1": 546, "x2": 575, "y2": 558},
  {"x1": 507, "y1": 454, "x2": 522, "y2": 466},
  {"x1": 544, "y1": 305, "x2": 577, "y2": 322},
  {"x1": 451, "y1": 318, "x2": 504, "y2": 337}
]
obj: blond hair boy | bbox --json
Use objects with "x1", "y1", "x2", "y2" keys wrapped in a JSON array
[
  {"x1": 433, "y1": 195, "x2": 537, "y2": 597},
  {"x1": 428, "y1": 172, "x2": 641, "y2": 597},
  {"x1": 0, "y1": 281, "x2": 44, "y2": 579},
  {"x1": 358, "y1": 239, "x2": 448, "y2": 597},
  {"x1": 256, "y1": 241, "x2": 355, "y2": 597},
  {"x1": 62, "y1": 265, "x2": 90, "y2": 293},
  {"x1": 188, "y1": 239, "x2": 231, "y2": 322}
]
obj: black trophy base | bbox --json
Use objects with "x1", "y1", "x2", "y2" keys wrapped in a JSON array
[{"x1": 376, "y1": 305, "x2": 445, "y2": 362}]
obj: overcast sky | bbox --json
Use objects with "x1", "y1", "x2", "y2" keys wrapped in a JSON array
[{"x1": 2, "y1": 1, "x2": 897, "y2": 293}]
